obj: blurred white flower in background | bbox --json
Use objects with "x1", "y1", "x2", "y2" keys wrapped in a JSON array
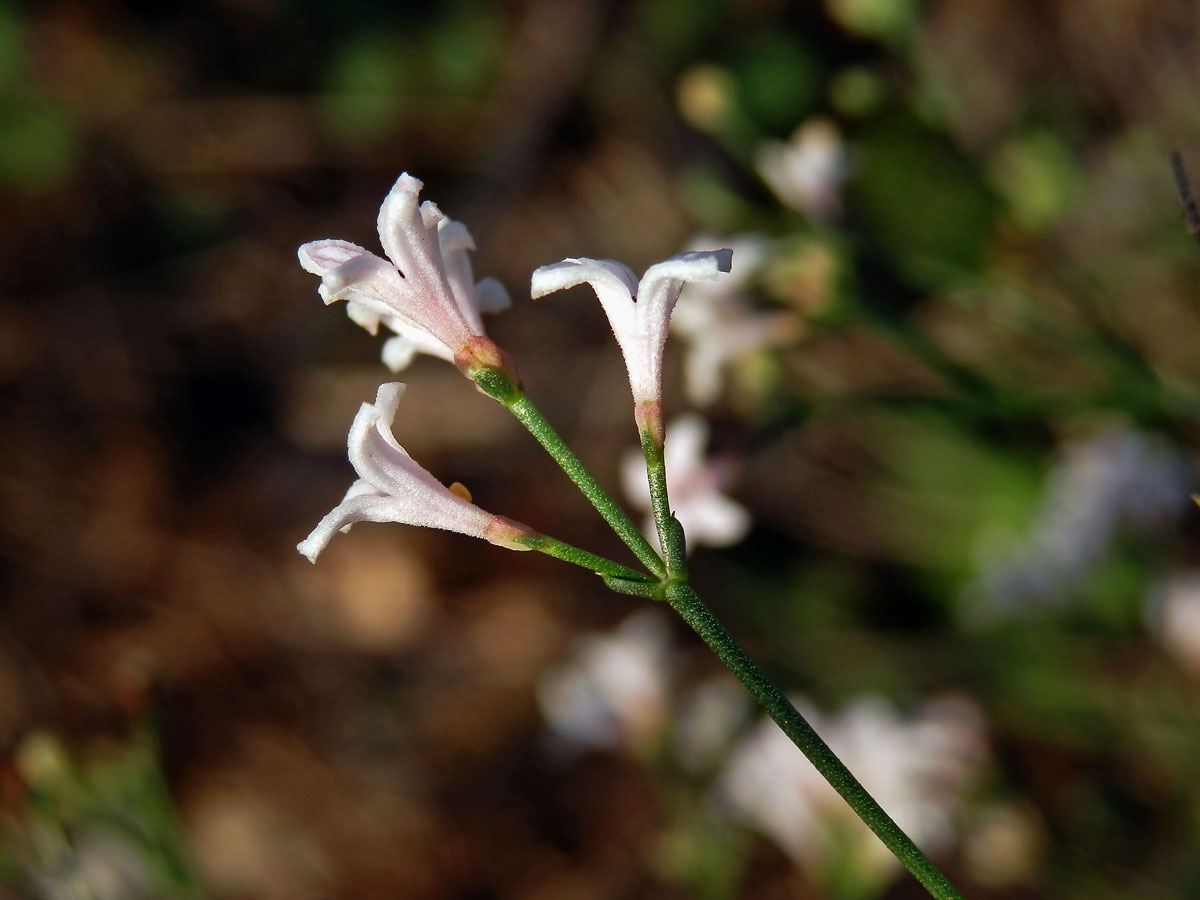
[
  {"x1": 967, "y1": 428, "x2": 1191, "y2": 618},
  {"x1": 715, "y1": 694, "x2": 986, "y2": 891},
  {"x1": 537, "y1": 611, "x2": 674, "y2": 756},
  {"x1": 960, "y1": 801, "x2": 1047, "y2": 889},
  {"x1": 755, "y1": 118, "x2": 848, "y2": 222},
  {"x1": 622, "y1": 414, "x2": 751, "y2": 554},
  {"x1": 1146, "y1": 569, "x2": 1200, "y2": 675},
  {"x1": 673, "y1": 677, "x2": 752, "y2": 775},
  {"x1": 672, "y1": 234, "x2": 799, "y2": 407},
  {"x1": 31, "y1": 830, "x2": 159, "y2": 900}
]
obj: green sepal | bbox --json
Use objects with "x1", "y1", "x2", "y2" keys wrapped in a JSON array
[
  {"x1": 472, "y1": 367, "x2": 522, "y2": 405},
  {"x1": 663, "y1": 512, "x2": 688, "y2": 577}
]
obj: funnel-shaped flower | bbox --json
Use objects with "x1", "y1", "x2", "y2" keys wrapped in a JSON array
[
  {"x1": 531, "y1": 250, "x2": 732, "y2": 442},
  {"x1": 298, "y1": 173, "x2": 511, "y2": 377},
  {"x1": 298, "y1": 383, "x2": 535, "y2": 562}
]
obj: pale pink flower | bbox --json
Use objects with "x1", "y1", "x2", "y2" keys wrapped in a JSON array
[
  {"x1": 621, "y1": 413, "x2": 750, "y2": 554},
  {"x1": 298, "y1": 173, "x2": 511, "y2": 376},
  {"x1": 717, "y1": 694, "x2": 986, "y2": 891},
  {"x1": 298, "y1": 383, "x2": 534, "y2": 562},
  {"x1": 530, "y1": 250, "x2": 732, "y2": 442}
]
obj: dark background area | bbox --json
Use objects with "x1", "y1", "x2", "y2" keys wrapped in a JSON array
[{"x1": 3, "y1": 1, "x2": 1200, "y2": 897}]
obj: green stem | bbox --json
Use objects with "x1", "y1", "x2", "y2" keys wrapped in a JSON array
[
  {"x1": 640, "y1": 429, "x2": 687, "y2": 577},
  {"x1": 505, "y1": 393, "x2": 667, "y2": 579},
  {"x1": 474, "y1": 367, "x2": 960, "y2": 896},
  {"x1": 664, "y1": 581, "x2": 965, "y2": 900},
  {"x1": 518, "y1": 534, "x2": 656, "y2": 584}
]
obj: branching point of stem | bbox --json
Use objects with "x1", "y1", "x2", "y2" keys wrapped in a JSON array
[
  {"x1": 504, "y1": 394, "x2": 667, "y2": 579},
  {"x1": 474, "y1": 363, "x2": 961, "y2": 899}
]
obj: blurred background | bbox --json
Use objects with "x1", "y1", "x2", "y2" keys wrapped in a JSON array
[{"x1": 3, "y1": 0, "x2": 1200, "y2": 897}]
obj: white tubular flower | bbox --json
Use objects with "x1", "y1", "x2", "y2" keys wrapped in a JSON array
[
  {"x1": 530, "y1": 249, "x2": 732, "y2": 443},
  {"x1": 298, "y1": 383, "x2": 534, "y2": 562},
  {"x1": 621, "y1": 413, "x2": 750, "y2": 554},
  {"x1": 298, "y1": 173, "x2": 512, "y2": 377}
]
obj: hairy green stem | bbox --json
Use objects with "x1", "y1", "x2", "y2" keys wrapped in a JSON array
[
  {"x1": 473, "y1": 366, "x2": 963, "y2": 898},
  {"x1": 640, "y1": 428, "x2": 687, "y2": 577},
  {"x1": 518, "y1": 534, "x2": 656, "y2": 584},
  {"x1": 665, "y1": 581, "x2": 965, "y2": 900},
  {"x1": 503, "y1": 393, "x2": 667, "y2": 578}
]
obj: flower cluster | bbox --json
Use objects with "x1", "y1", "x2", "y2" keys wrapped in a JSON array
[
  {"x1": 755, "y1": 117, "x2": 848, "y2": 222},
  {"x1": 965, "y1": 427, "x2": 1190, "y2": 618},
  {"x1": 297, "y1": 173, "x2": 738, "y2": 563},
  {"x1": 536, "y1": 611, "x2": 988, "y2": 893},
  {"x1": 536, "y1": 610, "x2": 674, "y2": 756},
  {"x1": 294, "y1": 174, "x2": 972, "y2": 898}
]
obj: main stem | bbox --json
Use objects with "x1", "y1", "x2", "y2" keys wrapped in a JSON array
[
  {"x1": 485, "y1": 368, "x2": 964, "y2": 897},
  {"x1": 665, "y1": 581, "x2": 965, "y2": 900},
  {"x1": 641, "y1": 429, "x2": 961, "y2": 898},
  {"x1": 506, "y1": 394, "x2": 666, "y2": 578}
]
